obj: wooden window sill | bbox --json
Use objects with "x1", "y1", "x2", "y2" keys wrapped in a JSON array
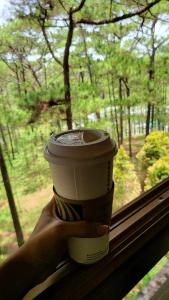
[{"x1": 35, "y1": 178, "x2": 169, "y2": 300}]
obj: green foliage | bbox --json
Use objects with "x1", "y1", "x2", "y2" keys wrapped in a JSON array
[
  {"x1": 145, "y1": 156, "x2": 169, "y2": 190},
  {"x1": 137, "y1": 131, "x2": 169, "y2": 191},
  {"x1": 0, "y1": 124, "x2": 52, "y2": 200},
  {"x1": 136, "y1": 131, "x2": 169, "y2": 170},
  {"x1": 113, "y1": 146, "x2": 140, "y2": 210},
  {"x1": 0, "y1": 206, "x2": 13, "y2": 232}
]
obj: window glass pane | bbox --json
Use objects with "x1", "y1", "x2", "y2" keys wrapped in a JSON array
[{"x1": 113, "y1": 131, "x2": 169, "y2": 212}]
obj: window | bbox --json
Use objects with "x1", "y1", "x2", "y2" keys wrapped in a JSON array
[{"x1": 32, "y1": 177, "x2": 169, "y2": 300}]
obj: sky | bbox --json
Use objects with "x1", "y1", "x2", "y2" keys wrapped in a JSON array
[{"x1": 0, "y1": 0, "x2": 10, "y2": 24}]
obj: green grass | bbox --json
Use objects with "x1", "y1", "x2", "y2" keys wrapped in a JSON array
[{"x1": 0, "y1": 185, "x2": 51, "y2": 260}]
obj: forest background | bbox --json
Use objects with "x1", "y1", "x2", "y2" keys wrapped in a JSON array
[{"x1": 0, "y1": 0, "x2": 169, "y2": 299}]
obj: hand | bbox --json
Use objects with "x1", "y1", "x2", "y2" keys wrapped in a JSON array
[
  {"x1": 0, "y1": 197, "x2": 108, "y2": 300},
  {"x1": 25, "y1": 197, "x2": 109, "y2": 281}
]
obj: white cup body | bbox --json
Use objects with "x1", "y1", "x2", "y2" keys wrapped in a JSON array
[
  {"x1": 68, "y1": 234, "x2": 109, "y2": 264},
  {"x1": 49, "y1": 159, "x2": 112, "y2": 200}
]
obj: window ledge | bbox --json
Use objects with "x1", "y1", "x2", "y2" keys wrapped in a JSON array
[{"x1": 35, "y1": 178, "x2": 169, "y2": 300}]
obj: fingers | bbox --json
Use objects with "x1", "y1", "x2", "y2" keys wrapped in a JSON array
[
  {"x1": 42, "y1": 196, "x2": 66, "y2": 220},
  {"x1": 56, "y1": 221, "x2": 109, "y2": 239},
  {"x1": 41, "y1": 197, "x2": 57, "y2": 217},
  {"x1": 41, "y1": 199, "x2": 109, "y2": 239},
  {"x1": 42, "y1": 197, "x2": 55, "y2": 211}
]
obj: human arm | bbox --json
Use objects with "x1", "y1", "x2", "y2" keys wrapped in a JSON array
[{"x1": 0, "y1": 198, "x2": 108, "y2": 300}]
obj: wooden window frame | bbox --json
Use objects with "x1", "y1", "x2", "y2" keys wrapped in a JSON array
[{"x1": 36, "y1": 178, "x2": 169, "y2": 300}]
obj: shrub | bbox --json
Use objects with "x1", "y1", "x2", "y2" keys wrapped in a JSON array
[
  {"x1": 136, "y1": 131, "x2": 169, "y2": 170},
  {"x1": 145, "y1": 156, "x2": 169, "y2": 190}
]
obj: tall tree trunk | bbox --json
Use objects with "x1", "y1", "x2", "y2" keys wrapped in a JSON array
[
  {"x1": 119, "y1": 78, "x2": 123, "y2": 145},
  {"x1": 79, "y1": 65, "x2": 84, "y2": 83},
  {"x1": 96, "y1": 111, "x2": 101, "y2": 120},
  {"x1": 122, "y1": 77, "x2": 132, "y2": 157},
  {"x1": 112, "y1": 79, "x2": 120, "y2": 147},
  {"x1": 146, "y1": 18, "x2": 156, "y2": 136},
  {"x1": 162, "y1": 83, "x2": 167, "y2": 131},
  {"x1": 15, "y1": 64, "x2": 22, "y2": 97},
  {"x1": 107, "y1": 74, "x2": 113, "y2": 118},
  {"x1": 127, "y1": 106, "x2": 132, "y2": 157},
  {"x1": 133, "y1": 120, "x2": 136, "y2": 135},
  {"x1": 7, "y1": 125, "x2": 15, "y2": 160},
  {"x1": 80, "y1": 27, "x2": 93, "y2": 85},
  {"x1": 157, "y1": 107, "x2": 161, "y2": 130},
  {"x1": 138, "y1": 120, "x2": 141, "y2": 134},
  {"x1": 0, "y1": 124, "x2": 12, "y2": 166},
  {"x1": 20, "y1": 58, "x2": 27, "y2": 96},
  {"x1": 63, "y1": 10, "x2": 74, "y2": 130},
  {"x1": 151, "y1": 103, "x2": 155, "y2": 130},
  {"x1": 43, "y1": 58, "x2": 48, "y2": 90},
  {"x1": 146, "y1": 102, "x2": 152, "y2": 136},
  {"x1": 142, "y1": 120, "x2": 144, "y2": 134},
  {"x1": 38, "y1": 1, "x2": 87, "y2": 130},
  {"x1": 114, "y1": 105, "x2": 120, "y2": 147},
  {"x1": 0, "y1": 144, "x2": 24, "y2": 246}
]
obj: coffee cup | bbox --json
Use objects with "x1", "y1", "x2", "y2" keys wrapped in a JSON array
[{"x1": 44, "y1": 129, "x2": 117, "y2": 264}]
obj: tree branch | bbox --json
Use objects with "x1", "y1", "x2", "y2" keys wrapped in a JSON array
[
  {"x1": 76, "y1": 0, "x2": 161, "y2": 25},
  {"x1": 40, "y1": 21, "x2": 63, "y2": 67},
  {"x1": 0, "y1": 56, "x2": 16, "y2": 73},
  {"x1": 37, "y1": 1, "x2": 63, "y2": 67},
  {"x1": 72, "y1": 0, "x2": 87, "y2": 13},
  {"x1": 25, "y1": 62, "x2": 42, "y2": 87},
  {"x1": 58, "y1": 0, "x2": 69, "y2": 13},
  {"x1": 155, "y1": 36, "x2": 169, "y2": 51},
  {"x1": 109, "y1": 0, "x2": 113, "y2": 18}
]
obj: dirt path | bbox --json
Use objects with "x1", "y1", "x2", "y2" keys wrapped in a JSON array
[
  {"x1": 1, "y1": 185, "x2": 53, "y2": 211},
  {"x1": 18, "y1": 185, "x2": 53, "y2": 211}
]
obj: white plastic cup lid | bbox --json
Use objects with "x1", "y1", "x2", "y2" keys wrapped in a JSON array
[{"x1": 44, "y1": 129, "x2": 117, "y2": 163}]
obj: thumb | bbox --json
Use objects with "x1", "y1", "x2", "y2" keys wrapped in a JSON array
[{"x1": 60, "y1": 221, "x2": 109, "y2": 239}]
